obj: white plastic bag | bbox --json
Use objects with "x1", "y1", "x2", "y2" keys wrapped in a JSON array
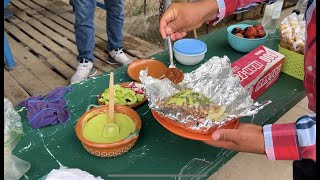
[
  {"x1": 44, "y1": 167, "x2": 104, "y2": 180},
  {"x1": 279, "y1": 13, "x2": 306, "y2": 54},
  {"x1": 4, "y1": 98, "x2": 30, "y2": 180}
]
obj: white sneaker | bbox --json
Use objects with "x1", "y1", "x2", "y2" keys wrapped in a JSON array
[
  {"x1": 108, "y1": 48, "x2": 133, "y2": 65},
  {"x1": 70, "y1": 59, "x2": 97, "y2": 84}
]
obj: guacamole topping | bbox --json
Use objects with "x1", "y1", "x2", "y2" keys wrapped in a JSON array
[
  {"x1": 159, "y1": 90, "x2": 226, "y2": 121},
  {"x1": 83, "y1": 113, "x2": 136, "y2": 143}
]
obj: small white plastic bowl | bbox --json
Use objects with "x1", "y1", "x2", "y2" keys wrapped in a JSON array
[
  {"x1": 173, "y1": 51, "x2": 206, "y2": 66},
  {"x1": 173, "y1": 39, "x2": 207, "y2": 66}
]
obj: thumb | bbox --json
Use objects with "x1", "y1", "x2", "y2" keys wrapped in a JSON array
[{"x1": 212, "y1": 129, "x2": 238, "y2": 141}]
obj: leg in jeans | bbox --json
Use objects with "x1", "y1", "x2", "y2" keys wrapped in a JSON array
[
  {"x1": 105, "y1": 0, "x2": 124, "y2": 51},
  {"x1": 72, "y1": 0, "x2": 96, "y2": 62},
  {"x1": 70, "y1": 0, "x2": 97, "y2": 84},
  {"x1": 104, "y1": 0, "x2": 132, "y2": 65}
]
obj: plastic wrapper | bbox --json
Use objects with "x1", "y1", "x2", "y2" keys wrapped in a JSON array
[
  {"x1": 43, "y1": 166, "x2": 103, "y2": 180},
  {"x1": 4, "y1": 98, "x2": 30, "y2": 180},
  {"x1": 140, "y1": 56, "x2": 270, "y2": 133},
  {"x1": 279, "y1": 13, "x2": 306, "y2": 55}
]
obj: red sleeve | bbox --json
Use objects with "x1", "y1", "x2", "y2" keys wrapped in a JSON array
[
  {"x1": 263, "y1": 123, "x2": 300, "y2": 160},
  {"x1": 263, "y1": 114, "x2": 316, "y2": 161},
  {"x1": 208, "y1": 0, "x2": 268, "y2": 25}
]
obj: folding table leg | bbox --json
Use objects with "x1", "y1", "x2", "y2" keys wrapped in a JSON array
[{"x1": 4, "y1": 34, "x2": 16, "y2": 69}]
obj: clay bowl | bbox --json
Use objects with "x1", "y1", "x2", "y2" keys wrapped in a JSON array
[
  {"x1": 127, "y1": 59, "x2": 167, "y2": 82},
  {"x1": 151, "y1": 110, "x2": 239, "y2": 141},
  {"x1": 75, "y1": 105, "x2": 142, "y2": 158},
  {"x1": 97, "y1": 82, "x2": 147, "y2": 109}
]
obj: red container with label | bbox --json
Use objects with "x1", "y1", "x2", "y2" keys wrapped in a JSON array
[{"x1": 231, "y1": 46, "x2": 285, "y2": 100}]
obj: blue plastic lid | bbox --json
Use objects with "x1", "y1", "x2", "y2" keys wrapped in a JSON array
[{"x1": 173, "y1": 39, "x2": 207, "y2": 55}]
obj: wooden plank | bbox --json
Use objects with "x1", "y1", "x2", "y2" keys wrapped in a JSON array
[
  {"x1": 53, "y1": 11, "x2": 114, "y2": 46},
  {"x1": 4, "y1": 21, "x2": 75, "y2": 79},
  {"x1": 23, "y1": 0, "x2": 135, "y2": 63},
  {"x1": 46, "y1": 14, "x2": 117, "y2": 63},
  {"x1": 30, "y1": 0, "x2": 156, "y2": 55},
  {"x1": 5, "y1": 21, "x2": 51, "y2": 58},
  {"x1": 59, "y1": 11, "x2": 75, "y2": 24},
  {"x1": 8, "y1": 0, "x2": 29, "y2": 10},
  {"x1": 8, "y1": 65, "x2": 51, "y2": 96},
  {"x1": 13, "y1": 0, "x2": 42, "y2": 11},
  {"x1": 31, "y1": 0, "x2": 67, "y2": 14},
  {"x1": 4, "y1": 56, "x2": 22, "y2": 68},
  {"x1": 6, "y1": 27, "x2": 103, "y2": 88},
  {"x1": 60, "y1": 10, "x2": 160, "y2": 59},
  {"x1": 53, "y1": 14, "x2": 137, "y2": 61},
  {"x1": 5, "y1": 33, "x2": 69, "y2": 88},
  {"x1": 94, "y1": 17, "x2": 162, "y2": 58},
  {"x1": 4, "y1": 69, "x2": 30, "y2": 106},
  {"x1": 28, "y1": 0, "x2": 138, "y2": 60},
  {"x1": 50, "y1": 14, "x2": 75, "y2": 32},
  {"x1": 9, "y1": 8, "x2": 33, "y2": 22},
  {"x1": 19, "y1": 0, "x2": 104, "y2": 43},
  {"x1": 27, "y1": 18, "x2": 78, "y2": 54},
  {"x1": 56, "y1": 12, "x2": 136, "y2": 60},
  {"x1": 23, "y1": 9, "x2": 114, "y2": 70},
  {"x1": 7, "y1": 16, "x2": 79, "y2": 70},
  {"x1": 24, "y1": 9, "x2": 76, "y2": 42},
  {"x1": 14, "y1": 1, "x2": 117, "y2": 72},
  {"x1": 46, "y1": 14, "x2": 110, "y2": 60},
  {"x1": 28, "y1": 18, "x2": 115, "y2": 72},
  {"x1": 45, "y1": 1, "x2": 162, "y2": 58},
  {"x1": 13, "y1": 0, "x2": 53, "y2": 17}
]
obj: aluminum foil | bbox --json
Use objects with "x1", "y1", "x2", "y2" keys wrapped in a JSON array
[{"x1": 139, "y1": 56, "x2": 271, "y2": 132}]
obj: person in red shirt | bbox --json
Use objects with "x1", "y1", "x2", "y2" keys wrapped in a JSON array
[{"x1": 159, "y1": 0, "x2": 316, "y2": 179}]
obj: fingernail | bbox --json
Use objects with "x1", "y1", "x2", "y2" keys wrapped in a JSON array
[
  {"x1": 213, "y1": 134, "x2": 220, "y2": 141},
  {"x1": 166, "y1": 27, "x2": 173, "y2": 35}
]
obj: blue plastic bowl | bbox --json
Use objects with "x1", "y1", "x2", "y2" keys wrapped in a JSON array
[
  {"x1": 173, "y1": 38, "x2": 207, "y2": 66},
  {"x1": 227, "y1": 24, "x2": 268, "y2": 53}
]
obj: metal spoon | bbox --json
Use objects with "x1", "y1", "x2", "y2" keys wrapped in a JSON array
[{"x1": 165, "y1": 36, "x2": 184, "y2": 84}]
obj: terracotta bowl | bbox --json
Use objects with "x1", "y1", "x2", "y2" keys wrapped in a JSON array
[
  {"x1": 97, "y1": 82, "x2": 147, "y2": 109},
  {"x1": 75, "y1": 105, "x2": 142, "y2": 158},
  {"x1": 127, "y1": 59, "x2": 167, "y2": 82},
  {"x1": 162, "y1": 113, "x2": 239, "y2": 135},
  {"x1": 151, "y1": 110, "x2": 239, "y2": 141}
]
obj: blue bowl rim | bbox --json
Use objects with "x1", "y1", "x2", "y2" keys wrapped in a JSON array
[
  {"x1": 173, "y1": 48, "x2": 207, "y2": 56},
  {"x1": 227, "y1": 24, "x2": 268, "y2": 41},
  {"x1": 173, "y1": 38, "x2": 207, "y2": 55}
]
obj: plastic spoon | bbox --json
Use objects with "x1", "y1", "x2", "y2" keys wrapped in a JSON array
[
  {"x1": 165, "y1": 36, "x2": 184, "y2": 84},
  {"x1": 103, "y1": 72, "x2": 120, "y2": 137}
]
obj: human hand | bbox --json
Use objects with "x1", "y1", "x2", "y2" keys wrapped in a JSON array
[
  {"x1": 203, "y1": 123, "x2": 265, "y2": 154},
  {"x1": 159, "y1": 0, "x2": 218, "y2": 41}
]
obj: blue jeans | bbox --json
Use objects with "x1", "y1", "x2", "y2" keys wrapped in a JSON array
[{"x1": 72, "y1": 0, "x2": 124, "y2": 62}]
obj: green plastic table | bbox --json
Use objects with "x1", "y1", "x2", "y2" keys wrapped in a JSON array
[{"x1": 14, "y1": 21, "x2": 305, "y2": 180}]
